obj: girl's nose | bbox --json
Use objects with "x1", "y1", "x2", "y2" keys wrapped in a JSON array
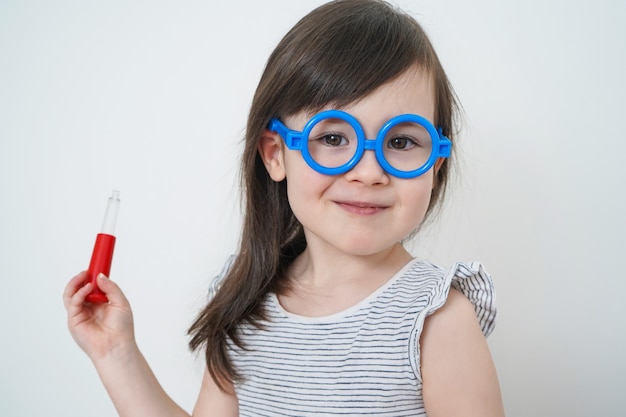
[{"x1": 343, "y1": 150, "x2": 390, "y2": 185}]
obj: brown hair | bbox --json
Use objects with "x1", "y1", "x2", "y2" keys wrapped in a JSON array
[{"x1": 188, "y1": 0, "x2": 460, "y2": 389}]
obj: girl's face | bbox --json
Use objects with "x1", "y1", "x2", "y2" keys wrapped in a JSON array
[{"x1": 260, "y1": 67, "x2": 440, "y2": 258}]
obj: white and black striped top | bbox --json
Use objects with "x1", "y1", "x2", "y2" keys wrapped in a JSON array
[{"x1": 210, "y1": 258, "x2": 496, "y2": 416}]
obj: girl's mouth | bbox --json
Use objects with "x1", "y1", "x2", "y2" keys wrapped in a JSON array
[{"x1": 335, "y1": 201, "x2": 389, "y2": 215}]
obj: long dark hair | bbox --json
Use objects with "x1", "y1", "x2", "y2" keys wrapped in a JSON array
[{"x1": 188, "y1": 0, "x2": 460, "y2": 389}]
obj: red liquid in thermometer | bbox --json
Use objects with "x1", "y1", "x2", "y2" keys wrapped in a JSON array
[{"x1": 85, "y1": 191, "x2": 120, "y2": 303}]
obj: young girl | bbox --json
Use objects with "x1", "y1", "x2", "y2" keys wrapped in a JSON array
[{"x1": 64, "y1": 1, "x2": 504, "y2": 416}]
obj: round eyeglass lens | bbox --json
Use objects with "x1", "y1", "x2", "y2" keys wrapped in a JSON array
[
  {"x1": 381, "y1": 121, "x2": 433, "y2": 172},
  {"x1": 306, "y1": 117, "x2": 359, "y2": 169}
]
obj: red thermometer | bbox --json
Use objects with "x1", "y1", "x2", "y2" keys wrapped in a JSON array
[{"x1": 85, "y1": 190, "x2": 121, "y2": 303}]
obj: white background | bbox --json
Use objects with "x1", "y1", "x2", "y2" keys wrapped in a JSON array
[{"x1": 1, "y1": 0, "x2": 625, "y2": 416}]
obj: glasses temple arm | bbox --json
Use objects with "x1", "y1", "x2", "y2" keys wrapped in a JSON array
[
  {"x1": 268, "y1": 119, "x2": 303, "y2": 150},
  {"x1": 436, "y1": 127, "x2": 452, "y2": 157}
]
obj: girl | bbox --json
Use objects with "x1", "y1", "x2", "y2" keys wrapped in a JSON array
[{"x1": 64, "y1": 1, "x2": 505, "y2": 416}]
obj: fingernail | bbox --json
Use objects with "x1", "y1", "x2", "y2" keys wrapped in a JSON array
[{"x1": 97, "y1": 273, "x2": 108, "y2": 280}]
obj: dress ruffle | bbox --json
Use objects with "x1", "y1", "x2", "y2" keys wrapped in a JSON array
[{"x1": 448, "y1": 262, "x2": 497, "y2": 337}]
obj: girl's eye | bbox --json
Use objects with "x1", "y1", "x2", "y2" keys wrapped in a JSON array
[
  {"x1": 388, "y1": 136, "x2": 417, "y2": 150},
  {"x1": 316, "y1": 133, "x2": 348, "y2": 147}
]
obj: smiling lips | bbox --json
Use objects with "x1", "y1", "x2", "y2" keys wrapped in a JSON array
[{"x1": 335, "y1": 200, "x2": 389, "y2": 216}]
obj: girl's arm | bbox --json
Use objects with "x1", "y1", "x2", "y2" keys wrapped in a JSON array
[
  {"x1": 192, "y1": 368, "x2": 239, "y2": 417},
  {"x1": 420, "y1": 288, "x2": 505, "y2": 417},
  {"x1": 64, "y1": 272, "x2": 190, "y2": 417},
  {"x1": 92, "y1": 340, "x2": 190, "y2": 417}
]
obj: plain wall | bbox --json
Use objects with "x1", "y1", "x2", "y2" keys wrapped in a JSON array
[{"x1": 1, "y1": 0, "x2": 625, "y2": 415}]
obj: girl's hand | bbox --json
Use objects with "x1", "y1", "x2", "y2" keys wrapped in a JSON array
[
  {"x1": 63, "y1": 271, "x2": 136, "y2": 362},
  {"x1": 64, "y1": 273, "x2": 193, "y2": 417}
]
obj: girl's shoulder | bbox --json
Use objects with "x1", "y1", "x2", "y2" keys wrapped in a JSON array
[
  {"x1": 398, "y1": 260, "x2": 497, "y2": 384},
  {"x1": 399, "y1": 259, "x2": 497, "y2": 338}
]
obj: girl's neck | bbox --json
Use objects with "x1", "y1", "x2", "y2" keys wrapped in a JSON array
[{"x1": 278, "y1": 242, "x2": 413, "y2": 317}]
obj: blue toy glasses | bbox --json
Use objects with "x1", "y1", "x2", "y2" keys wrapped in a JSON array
[{"x1": 268, "y1": 110, "x2": 451, "y2": 178}]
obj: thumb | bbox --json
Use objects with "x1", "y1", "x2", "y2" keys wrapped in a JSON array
[{"x1": 96, "y1": 273, "x2": 129, "y2": 306}]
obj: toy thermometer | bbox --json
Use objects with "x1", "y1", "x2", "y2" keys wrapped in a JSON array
[{"x1": 85, "y1": 190, "x2": 121, "y2": 303}]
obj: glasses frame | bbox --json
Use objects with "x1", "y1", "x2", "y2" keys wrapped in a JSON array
[{"x1": 268, "y1": 109, "x2": 451, "y2": 178}]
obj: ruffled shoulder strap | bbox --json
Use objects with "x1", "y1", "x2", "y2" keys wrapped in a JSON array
[
  {"x1": 414, "y1": 261, "x2": 497, "y2": 336},
  {"x1": 449, "y1": 262, "x2": 497, "y2": 337}
]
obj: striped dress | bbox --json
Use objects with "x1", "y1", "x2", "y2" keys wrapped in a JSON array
[{"x1": 211, "y1": 258, "x2": 496, "y2": 416}]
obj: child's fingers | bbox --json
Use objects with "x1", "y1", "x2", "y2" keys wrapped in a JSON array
[
  {"x1": 96, "y1": 274, "x2": 129, "y2": 307},
  {"x1": 63, "y1": 271, "x2": 88, "y2": 310},
  {"x1": 66, "y1": 282, "x2": 96, "y2": 317}
]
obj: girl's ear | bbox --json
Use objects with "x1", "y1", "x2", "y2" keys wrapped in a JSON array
[
  {"x1": 432, "y1": 157, "x2": 446, "y2": 189},
  {"x1": 258, "y1": 129, "x2": 287, "y2": 182}
]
